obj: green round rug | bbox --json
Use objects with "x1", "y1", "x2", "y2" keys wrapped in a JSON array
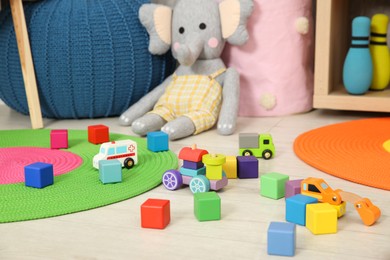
[{"x1": 0, "y1": 129, "x2": 178, "y2": 223}]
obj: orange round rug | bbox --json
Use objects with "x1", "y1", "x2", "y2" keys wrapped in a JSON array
[{"x1": 294, "y1": 118, "x2": 390, "y2": 190}]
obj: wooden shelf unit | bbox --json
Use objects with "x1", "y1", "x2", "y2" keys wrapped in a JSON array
[{"x1": 313, "y1": 0, "x2": 390, "y2": 112}]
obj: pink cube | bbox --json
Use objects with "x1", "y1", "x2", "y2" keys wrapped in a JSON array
[
  {"x1": 285, "y1": 179, "x2": 303, "y2": 199},
  {"x1": 50, "y1": 129, "x2": 68, "y2": 149}
]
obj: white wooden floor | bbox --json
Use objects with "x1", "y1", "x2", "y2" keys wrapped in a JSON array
[{"x1": 0, "y1": 104, "x2": 389, "y2": 260}]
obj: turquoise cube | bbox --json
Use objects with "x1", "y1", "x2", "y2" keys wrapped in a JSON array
[
  {"x1": 286, "y1": 194, "x2": 318, "y2": 226},
  {"x1": 147, "y1": 131, "x2": 169, "y2": 152},
  {"x1": 194, "y1": 192, "x2": 221, "y2": 221},
  {"x1": 268, "y1": 222, "x2": 296, "y2": 256},
  {"x1": 260, "y1": 172, "x2": 289, "y2": 199},
  {"x1": 99, "y1": 160, "x2": 122, "y2": 184}
]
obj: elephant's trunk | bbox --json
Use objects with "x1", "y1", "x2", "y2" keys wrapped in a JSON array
[{"x1": 175, "y1": 35, "x2": 203, "y2": 66}]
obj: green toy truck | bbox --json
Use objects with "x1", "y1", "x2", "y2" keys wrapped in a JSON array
[{"x1": 238, "y1": 133, "x2": 275, "y2": 159}]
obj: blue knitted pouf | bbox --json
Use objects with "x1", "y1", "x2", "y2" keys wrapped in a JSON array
[{"x1": 0, "y1": 0, "x2": 175, "y2": 118}]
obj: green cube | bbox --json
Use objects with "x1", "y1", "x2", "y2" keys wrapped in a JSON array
[
  {"x1": 194, "y1": 192, "x2": 221, "y2": 221},
  {"x1": 260, "y1": 172, "x2": 289, "y2": 199}
]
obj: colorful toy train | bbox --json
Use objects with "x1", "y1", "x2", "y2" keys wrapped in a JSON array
[{"x1": 162, "y1": 145, "x2": 228, "y2": 193}]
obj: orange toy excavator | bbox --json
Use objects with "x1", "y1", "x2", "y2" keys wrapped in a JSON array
[{"x1": 301, "y1": 177, "x2": 381, "y2": 226}]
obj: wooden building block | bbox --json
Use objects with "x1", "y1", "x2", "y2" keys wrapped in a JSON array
[
  {"x1": 50, "y1": 129, "x2": 68, "y2": 149},
  {"x1": 99, "y1": 159, "x2": 122, "y2": 184},
  {"x1": 222, "y1": 155, "x2": 237, "y2": 179},
  {"x1": 147, "y1": 131, "x2": 169, "y2": 152},
  {"x1": 179, "y1": 145, "x2": 208, "y2": 162},
  {"x1": 285, "y1": 179, "x2": 303, "y2": 199},
  {"x1": 260, "y1": 172, "x2": 289, "y2": 199},
  {"x1": 333, "y1": 201, "x2": 347, "y2": 218},
  {"x1": 285, "y1": 194, "x2": 318, "y2": 226},
  {"x1": 267, "y1": 222, "x2": 296, "y2": 256},
  {"x1": 202, "y1": 154, "x2": 225, "y2": 180},
  {"x1": 24, "y1": 162, "x2": 53, "y2": 188},
  {"x1": 194, "y1": 191, "x2": 221, "y2": 221},
  {"x1": 88, "y1": 124, "x2": 109, "y2": 144},
  {"x1": 180, "y1": 166, "x2": 205, "y2": 177},
  {"x1": 237, "y1": 156, "x2": 258, "y2": 179},
  {"x1": 141, "y1": 199, "x2": 170, "y2": 229},
  {"x1": 182, "y1": 160, "x2": 204, "y2": 170},
  {"x1": 306, "y1": 203, "x2": 338, "y2": 235}
]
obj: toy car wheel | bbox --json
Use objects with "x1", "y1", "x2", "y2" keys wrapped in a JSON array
[
  {"x1": 162, "y1": 170, "x2": 183, "y2": 191},
  {"x1": 189, "y1": 175, "x2": 210, "y2": 193},
  {"x1": 124, "y1": 158, "x2": 135, "y2": 169},
  {"x1": 262, "y1": 149, "x2": 273, "y2": 160},
  {"x1": 242, "y1": 149, "x2": 253, "y2": 156}
]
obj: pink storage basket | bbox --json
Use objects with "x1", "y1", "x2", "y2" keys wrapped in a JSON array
[{"x1": 222, "y1": 0, "x2": 315, "y2": 116}]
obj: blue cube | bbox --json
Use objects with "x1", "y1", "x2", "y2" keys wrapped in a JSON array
[
  {"x1": 147, "y1": 131, "x2": 169, "y2": 152},
  {"x1": 268, "y1": 222, "x2": 296, "y2": 256},
  {"x1": 286, "y1": 194, "x2": 318, "y2": 226},
  {"x1": 99, "y1": 160, "x2": 122, "y2": 184},
  {"x1": 24, "y1": 162, "x2": 54, "y2": 188}
]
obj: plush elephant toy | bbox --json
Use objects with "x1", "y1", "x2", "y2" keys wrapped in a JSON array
[{"x1": 119, "y1": 0, "x2": 253, "y2": 140}]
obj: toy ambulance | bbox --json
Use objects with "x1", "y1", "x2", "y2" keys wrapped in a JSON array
[{"x1": 93, "y1": 140, "x2": 138, "y2": 169}]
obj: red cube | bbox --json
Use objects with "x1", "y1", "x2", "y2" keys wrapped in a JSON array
[
  {"x1": 141, "y1": 199, "x2": 170, "y2": 229},
  {"x1": 88, "y1": 125, "x2": 109, "y2": 144}
]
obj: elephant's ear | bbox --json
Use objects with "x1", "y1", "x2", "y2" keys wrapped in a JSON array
[
  {"x1": 139, "y1": 4, "x2": 172, "y2": 55},
  {"x1": 219, "y1": 0, "x2": 253, "y2": 46}
]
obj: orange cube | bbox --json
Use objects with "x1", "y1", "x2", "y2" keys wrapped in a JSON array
[
  {"x1": 141, "y1": 199, "x2": 170, "y2": 229},
  {"x1": 88, "y1": 125, "x2": 109, "y2": 144}
]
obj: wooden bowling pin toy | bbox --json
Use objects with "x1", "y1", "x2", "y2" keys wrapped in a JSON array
[
  {"x1": 343, "y1": 16, "x2": 373, "y2": 95},
  {"x1": 369, "y1": 14, "x2": 390, "y2": 91}
]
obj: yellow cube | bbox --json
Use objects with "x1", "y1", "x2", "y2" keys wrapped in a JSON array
[
  {"x1": 306, "y1": 203, "x2": 337, "y2": 235},
  {"x1": 222, "y1": 156, "x2": 237, "y2": 179}
]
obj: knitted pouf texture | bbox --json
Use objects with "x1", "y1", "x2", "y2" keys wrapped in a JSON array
[{"x1": 0, "y1": 0, "x2": 176, "y2": 118}]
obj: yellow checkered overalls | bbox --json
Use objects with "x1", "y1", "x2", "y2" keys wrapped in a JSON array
[{"x1": 150, "y1": 68, "x2": 226, "y2": 134}]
